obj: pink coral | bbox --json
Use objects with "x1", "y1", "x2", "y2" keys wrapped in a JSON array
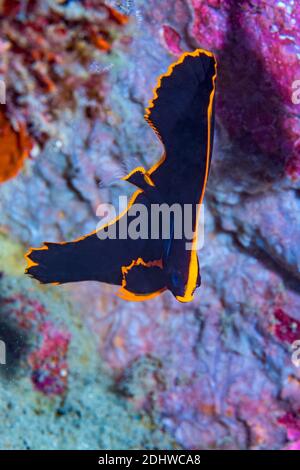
[
  {"x1": 187, "y1": 0, "x2": 300, "y2": 180},
  {"x1": 2, "y1": 293, "x2": 70, "y2": 395},
  {"x1": 28, "y1": 322, "x2": 71, "y2": 396},
  {"x1": 162, "y1": 25, "x2": 183, "y2": 55},
  {"x1": 278, "y1": 411, "x2": 300, "y2": 449},
  {"x1": 3, "y1": 294, "x2": 47, "y2": 330}
]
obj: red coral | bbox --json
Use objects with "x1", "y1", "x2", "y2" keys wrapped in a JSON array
[
  {"x1": 0, "y1": 110, "x2": 32, "y2": 183},
  {"x1": 274, "y1": 308, "x2": 300, "y2": 344},
  {"x1": 0, "y1": 0, "x2": 129, "y2": 172},
  {"x1": 28, "y1": 322, "x2": 71, "y2": 396}
]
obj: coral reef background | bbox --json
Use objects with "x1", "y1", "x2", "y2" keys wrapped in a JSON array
[{"x1": 0, "y1": 0, "x2": 299, "y2": 450}]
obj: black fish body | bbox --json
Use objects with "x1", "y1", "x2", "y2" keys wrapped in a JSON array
[{"x1": 25, "y1": 49, "x2": 217, "y2": 303}]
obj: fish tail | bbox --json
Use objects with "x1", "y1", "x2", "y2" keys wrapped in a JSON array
[{"x1": 25, "y1": 242, "x2": 78, "y2": 285}]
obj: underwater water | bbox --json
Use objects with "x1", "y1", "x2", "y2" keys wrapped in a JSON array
[{"x1": 0, "y1": 0, "x2": 300, "y2": 450}]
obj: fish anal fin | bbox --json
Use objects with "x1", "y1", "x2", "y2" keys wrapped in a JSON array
[{"x1": 118, "y1": 258, "x2": 166, "y2": 301}]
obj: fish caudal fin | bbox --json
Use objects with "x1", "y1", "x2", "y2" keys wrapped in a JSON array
[
  {"x1": 25, "y1": 242, "x2": 80, "y2": 285},
  {"x1": 25, "y1": 238, "x2": 123, "y2": 286}
]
